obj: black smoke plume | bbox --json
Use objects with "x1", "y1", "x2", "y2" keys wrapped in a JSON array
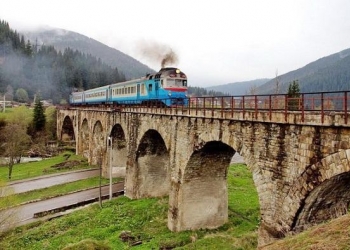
[{"x1": 137, "y1": 40, "x2": 179, "y2": 68}]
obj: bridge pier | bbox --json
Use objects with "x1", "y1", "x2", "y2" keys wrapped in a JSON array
[
  {"x1": 168, "y1": 141, "x2": 234, "y2": 231},
  {"x1": 58, "y1": 107, "x2": 350, "y2": 247}
]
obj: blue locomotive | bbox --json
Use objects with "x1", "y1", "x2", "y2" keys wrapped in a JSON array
[{"x1": 69, "y1": 67, "x2": 188, "y2": 106}]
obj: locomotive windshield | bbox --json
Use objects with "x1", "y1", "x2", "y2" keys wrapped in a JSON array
[{"x1": 167, "y1": 79, "x2": 187, "y2": 87}]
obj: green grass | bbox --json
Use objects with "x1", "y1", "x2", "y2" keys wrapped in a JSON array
[
  {"x1": 0, "y1": 107, "x2": 15, "y2": 119},
  {"x1": 0, "y1": 151, "x2": 91, "y2": 182},
  {"x1": 0, "y1": 163, "x2": 260, "y2": 249},
  {"x1": 0, "y1": 177, "x2": 122, "y2": 210}
]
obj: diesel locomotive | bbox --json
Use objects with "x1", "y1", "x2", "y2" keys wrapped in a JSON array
[{"x1": 69, "y1": 67, "x2": 188, "y2": 106}]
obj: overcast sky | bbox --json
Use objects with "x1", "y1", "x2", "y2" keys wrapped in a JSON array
[{"x1": 1, "y1": 0, "x2": 350, "y2": 87}]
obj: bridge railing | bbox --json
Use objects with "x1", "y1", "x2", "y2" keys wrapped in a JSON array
[{"x1": 65, "y1": 91, "x2": 350, "y2": 125}]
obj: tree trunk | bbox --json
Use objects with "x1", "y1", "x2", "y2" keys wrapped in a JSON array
[{"x1": 8, "y1": 157, "x2": 14, "y2": 180}]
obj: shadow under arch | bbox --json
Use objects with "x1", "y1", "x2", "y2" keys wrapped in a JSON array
[
  {"x1": 294, "y1": 171, "x2": 350, "y2": 231},
  {"x1": 91, "y1": 121, "x2": 104, "y2": 166},
  {"x1": 261, "y1": 150, "x2": 350, "y2": 243},
  {"x1": 109, "y1": 124, "x2": 127, "y2": 177},
  {"x1": 129, "y1": 129, "x2": 170, "y2": 198},
  {"x1": 61, "y1": 116, "x2": 75, "y2": 141},
  {"x1": 80, "y1": 119, "x2": 89, "y2": 158},
  {"x1": 173, "y1": 141, "x2": 235, "y2": 231}
]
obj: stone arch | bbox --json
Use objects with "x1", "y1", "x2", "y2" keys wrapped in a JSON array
[
  {"x1": 108, "y1": 124, "x2": 127, "y2": 177},
  {"x1": 133, "y1": 129, "x2": 170, "y2": 198},
  {"x1": 294, "y1": 172, "x2": 350, "y2": 230},
  {"x1": 264, "y1": 149, "x2": 350, "y2": 240},
  {"x1": 80, "y1": 119, "x2": 89, "y2": 158},
  {"x1": 291, "y1": 150, "x2": 350, "y2": 230},
  {"x1": 172, "y1": 141, "x2": 235, "y2": 230},
  {"x1": 61, "y1": 116, "x2": 75, "y2": 141},
  {"x1": 91, "y1": 121, "x2": 104, "y2": 165}
]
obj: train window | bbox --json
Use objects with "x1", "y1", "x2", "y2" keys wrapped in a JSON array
[
  {"x1": 168, "y1": 79, "x2": 175, "y2": 86},
  {"x1": 141, "y1": 84, "x2": 145, "y2": 94},
  {"x1": 175, "y1": 79, "x2": 183, "y2": 86},
  {"x1": 161, "y1": 80, "x2": 163, "y2": 87},
  {"x1": 149, "y1": 84, "x2": 153, "y2": 92}
]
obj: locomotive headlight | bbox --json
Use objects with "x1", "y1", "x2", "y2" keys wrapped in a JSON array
[{"x1": 176, "y1": 69, "x2": 180, "y2": 74}]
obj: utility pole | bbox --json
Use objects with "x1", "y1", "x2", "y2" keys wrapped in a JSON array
[
  {"x1": 3, "y1": 94, "x2": 5, "y2": 113},
  {"x1": 98, "y1": 152, "x2": 102, "y2": 208},
  {"x1": 108, "y1": 136, "x2": 113, "y2": 200}
]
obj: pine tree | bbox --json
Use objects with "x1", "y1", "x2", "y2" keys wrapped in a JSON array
[
  {"x1": 33, "y1": 95, "x2": 46, "y2": 132},
  {"x1": 287, "y1": 80, "x2": 301, "y2": 110}
]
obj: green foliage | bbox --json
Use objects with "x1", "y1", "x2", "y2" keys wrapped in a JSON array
[
  {"x1": 287, "y1": 80, "x2": 301, "y2": 110},
  {"x1": 0, "y1": 164, "x2": 259, "y2": 249},
  {"x1": 45, "y1": 106, "x2": 57, "y2": 140},
  {"x1": 0, "y1": 151, "x2": 89, "y2": 182},
  {"x1": 1, "y1": 122, "x2": 31, "y2": 179},
  {"x1": 5, "y1": 106, "x2": 33, "y2": 128},
  {"x1": 62, "y1": 239, "x2": 111, "y2": 250},
  {"x1": 15, "y1": 88, "x2": 29, "y2": 103},
  {"x1": 32, "y1": 95, "x2": 46, "y2": 132},
  {"x1": 0, "y1": 19, "x2": 126, "y2": 103}
]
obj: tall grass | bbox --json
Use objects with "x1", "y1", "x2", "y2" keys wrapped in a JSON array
[{"x1": 0, "y1": 163, "x2": 260, "y2": 249}]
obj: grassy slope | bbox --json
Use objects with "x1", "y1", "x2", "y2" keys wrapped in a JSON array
[
  {"x1": 262, "y1": 214, "x2": 350, "y2": 250},
  {"x1": 0, "y1": 152, "x2": 90, "y2": 182},
  {"x1": 0, "y1": 177, "x2": 120, "y2": 210},
  {"x1": 0, "y1": 163, "x2": 260, "y2": 249}
]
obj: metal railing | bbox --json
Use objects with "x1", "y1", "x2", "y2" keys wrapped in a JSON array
[{"x1": 65, "y1": 91, "x2": 350, "y2": 125}]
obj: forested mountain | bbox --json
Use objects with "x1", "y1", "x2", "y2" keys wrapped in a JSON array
[
  {"x1": 205, "y1": 79, "x2": 270, "y2": 96},
  {"x1": 256, "y1": 48, "x2": 350, "y2": 94},
  {"x1": 22, "y1": 28, "x2": 155, "y2": 80},
  {"x1": 187, "y1": 86, "x2": 228, "y2": 97},
  {"x1": 0, "y1": 20, "x2": 126, "y2": 103}
]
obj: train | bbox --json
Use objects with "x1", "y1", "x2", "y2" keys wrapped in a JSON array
[{"x1": 69, "y1": 67, "x2": 188, "y2": 107}]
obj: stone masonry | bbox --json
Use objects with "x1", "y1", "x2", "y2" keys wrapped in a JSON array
[{"x1": 57, "y1": 107, "x2": 350, "y2": 247}]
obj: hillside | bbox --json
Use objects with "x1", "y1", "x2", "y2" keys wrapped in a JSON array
[
  {"x1": 22, "y1": 28, "x2": 155, "y2": 80},
  {"x1": 257, "y1": 48, "x2": 350, "y2": 94},
  {"x1": 206, "y1": 78, "x2": 270, "y2": 95},
  {"x1": 262, "y1": 213, "x2": 350, "y2": 250}
]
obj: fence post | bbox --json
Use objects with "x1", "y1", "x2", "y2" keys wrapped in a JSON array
[
  {"x1": 321, "y1": 92, "x2": 324, "y2": 124},
  {"x1": 345, "y1": 91, "x2": 348, "y2": 124}
]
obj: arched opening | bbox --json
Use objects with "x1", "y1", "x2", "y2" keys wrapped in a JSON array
[
  {"x1": 294, "y1": 171, "x2": 350, "y2": 231},
  {"x1": 91, "y1": 121, "x2": 104, "y2": 166},
  {"x1": 80, "y1": 119, "x2": 89, "y2": 158},
  {"x1": 61, "y1": 116, "x2": 75, "y2": 142},
  {"x1": 108, "y1": 124, "x2": 127, "y2": 177},
  {"x1": 177, "y1": 141, "x2": 235, "y2": 230},
  {"x1": 134, "y1": 129, "x2": 170, "y2": 198}
]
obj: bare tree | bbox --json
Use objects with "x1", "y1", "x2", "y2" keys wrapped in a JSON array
[
  {"x1": 1, "y1": 123, "x2": 31, "y2": 179},
  {"x1": 248, "y1": 85, "x2": 258, "y2": 95},
  {"x1": 274, "y1": 69, "x2": 281, "y2": 94}
]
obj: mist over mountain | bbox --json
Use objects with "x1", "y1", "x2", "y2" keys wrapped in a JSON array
[
  {"x1": 22, "y1": 28, "x2": 156, "y2": 80},
  {"x1": 256, "y1": 48, "x2": 350, "y2": 94},
  {"x1": 10, "y1": 25, "x2": 350, "y2": 97},
  {"x1": 205, "y1": 79, "x2": 270, "y2": 96}
]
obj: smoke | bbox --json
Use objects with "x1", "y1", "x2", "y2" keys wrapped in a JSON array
[{"x1": 136, "y1": 40, "x2": 179, "y2": 68}]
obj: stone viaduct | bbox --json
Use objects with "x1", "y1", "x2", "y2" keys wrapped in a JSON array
[{"x1": 57, "y1": 105, "x2": 350, "y2": 246}]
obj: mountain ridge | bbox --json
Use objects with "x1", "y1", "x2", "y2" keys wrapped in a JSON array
[{"x1": 22, "y1": 28, "x2": 156, "y2": 80}]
